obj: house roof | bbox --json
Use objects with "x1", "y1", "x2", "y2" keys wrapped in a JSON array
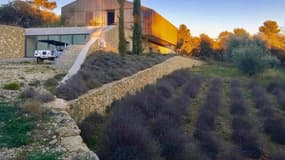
[{"x1": 25, "y1": 26, "x2": 103, "y2": 36}]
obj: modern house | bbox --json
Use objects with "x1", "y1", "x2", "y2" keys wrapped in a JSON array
[{"x1": 62, "y1": 0, "x2": 178, "y2": 53}]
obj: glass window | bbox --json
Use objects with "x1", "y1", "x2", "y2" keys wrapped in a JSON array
[
  {"x1": 49, "y1": 35, "x2": 60, "y2": 41},
  {"x1": 61, "y1": 35, "x2": 73, "y2": 45},
  {"x1": 37, "y1": 36, "x2": 49, "y2": 50},
  {"x1": 73, "y1": 34, "x2": 87, "y2": 44},
  {"x1": 26, "y1": 36, "x2": 37, "y2": 57}
]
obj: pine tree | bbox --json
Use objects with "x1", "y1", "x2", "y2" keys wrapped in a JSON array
[
  {"x1": 132, "y1": 0, "x2": 143, "y2": 55},
  {"x1": 118, "y1": 0, "x2": 127, "y2": 55}
]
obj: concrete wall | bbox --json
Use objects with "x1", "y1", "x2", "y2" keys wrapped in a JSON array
[
  {"x1": 86, "y1": 25, "x2": 132, "y2": 54},
  {"x1": 0, "y1": 25, "x2": 25, "y2": 59},
  {"x1": 67, "y1": 56, "x2": 203, "y2": 122}
]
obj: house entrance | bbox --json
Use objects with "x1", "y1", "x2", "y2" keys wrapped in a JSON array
[{"x1": 107, "y1": 10, "x2": 115, "y2": 25}]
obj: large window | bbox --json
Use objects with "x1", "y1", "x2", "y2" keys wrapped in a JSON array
[
  {"x1": 25, "y1": 34, "x2": 89, "y2": 57},
  {"x1": 73, "y1": 35, "x2": 87, "y2": 44},
  {"x1": 37, "y1": 36, "x2": 49, "y2": 50},
  {"x1": 61, "y1": 35, "x2": 73, "y2": 45},
  {"x1": 25, "y1": 36, "x2": 37, "y2": 57}
]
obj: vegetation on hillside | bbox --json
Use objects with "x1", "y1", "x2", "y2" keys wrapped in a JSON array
[{"x1": 55, "y1": 52, "x2": 172, "y2": 100}]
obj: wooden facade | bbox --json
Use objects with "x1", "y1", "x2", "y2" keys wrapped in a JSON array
[{"x1": 62, "y1": 0, "x2": 177, "y2": 53}]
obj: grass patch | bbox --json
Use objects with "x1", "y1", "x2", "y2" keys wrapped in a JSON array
[
  {"x1": 3, "y1": 82, "x2": 21, "y2": 90},
  {"x1": 191, "y1": 63, "x2": 285, "y2": 87},
  {"x1": 257, "y1": 68, "x2": 285, "y2": 86},
  {"x1": 191, "y1": 63, "x2": 243, "y2": 79},
  {"x1": 0, "y1": 103, "x2": 37, "y2": 148},
  {"x1": 18, "y1": 149, "x2": 62, "y2": 160}
]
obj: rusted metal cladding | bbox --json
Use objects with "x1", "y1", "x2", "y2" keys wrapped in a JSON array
[
  {"x1": 62, "y1": 0, "x2": 134, "y2": 27},
  {"x1": 143, "y1": 9, "x2": 178, "y2": 46}
]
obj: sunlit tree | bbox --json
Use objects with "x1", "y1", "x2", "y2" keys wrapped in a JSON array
[
  {"x1": 233, "y1": 28, "x2": 250, "y2": 37},
  {"x1": 258, "y1": 20, "x2": 285, "y2": 49},
  {"x1": 0, "y1": 1, "x2": 42, "y2": 27},
  {"x1": 259, "y1": 20, "x2": 280, "y2": 35},
  {"x1": 198, "y1": 34, "x2": 215, "y2": 58},
  {"x1": 31, "y1": 0, "x2": 58, "y2": 24},
  {"x1": 217, "y1": 31, "x2": 233, "y2": 50},
  {"x1": 176, "y1": 24, "x2": 193, "y2": 55},
  {"x1": 31, "y1": 0, "x2": 57, "y2": 10}
]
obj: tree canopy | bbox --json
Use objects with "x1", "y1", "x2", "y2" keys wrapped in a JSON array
[
  {"x1": 259, "y1": 20, "x2": 280, "y2": 35},
  {"x1": 0, "y1": 0, "x2": 59, "y2": 28}
]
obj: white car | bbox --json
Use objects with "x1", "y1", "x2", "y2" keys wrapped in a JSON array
[{"x1": 34, "y1": 40, "x2": 68, "y2": 63}]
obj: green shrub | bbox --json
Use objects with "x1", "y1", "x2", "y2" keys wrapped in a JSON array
[
  {"x1": 263, "y1": 55, "x2": 280, "y2": 69},
  {"x1": 232, "y1": 44, "x2": 279, "y2": 76},
  {"x1": 20, "y1": 88, "x2": 55, "y2": 103},
  {"x1": 226, "y1": 36, "x2": 267, "y2": 61},
  {"x1": 232, "y1": 45, "x2": 266, "y2": 75},
  {"x1": 225, "y1": 35, "x2": 250, "y2": 61},
  {"x1": 4, "y1": 82, "x2": 21, "y2": 90}
]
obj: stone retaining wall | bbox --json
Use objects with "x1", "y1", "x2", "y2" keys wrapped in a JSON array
[
  {"x1": 0, "y1": 25, "x2": 25, "y2": 59},
  {"x1": 67, "y1": 56, "x2": 203, "y2": 122}
]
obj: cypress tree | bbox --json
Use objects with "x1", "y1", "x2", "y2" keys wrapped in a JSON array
[
  {"x1": 118, "y1": 0, "x2": 127, "y2": 55},
  {"x1": 132, "y1": 0, "x2": 143, "y2": 55}
]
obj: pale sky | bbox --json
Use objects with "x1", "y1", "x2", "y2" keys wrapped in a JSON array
[{"x1": 1, "y1": 0, "x2": 284, "y2": 38}]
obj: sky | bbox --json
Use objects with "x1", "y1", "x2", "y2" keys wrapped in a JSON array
[{"x1": 1, "y1": 0, "x2": 284, "y2": 38}]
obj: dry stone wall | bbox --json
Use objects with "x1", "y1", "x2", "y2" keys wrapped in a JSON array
[
  {"x1": 67, "y1": 56, "x2": 203, "y2": 122},
  {"x1": 0, "y1": 25, "x2": 25, "y2": 59}
]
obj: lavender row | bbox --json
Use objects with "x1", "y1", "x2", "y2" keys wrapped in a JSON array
[
  {"x1": 230, "y1": 80, "x2": 262, "y2": 159},
  {"x1": 193, "y1": 78, "x2": 223, "y2": 159}
]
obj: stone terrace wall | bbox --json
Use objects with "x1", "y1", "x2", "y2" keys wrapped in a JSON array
[
  {"x1": 0, "y1": 25, "x2": 25, "y2": 59},
  {"x1": 67, "y1": 56, "x2": 203, "y2": 122}
]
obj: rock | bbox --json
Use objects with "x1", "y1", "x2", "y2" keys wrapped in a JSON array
[
  {"x1": 49, "y1": 139, "x2": 57, "y2": 145},
  {"x1": 45, "y1": 98, "x2": 70, "y2": 111},
  {"x1": 56, "y1": 127, "x2": 80, "y2": 137},
  {"x1": 70, "y1": 151, "x2": 99, "y2": 160},
  {"x1": 62, "y1": 136, "x2": 84, "y2": 152}
]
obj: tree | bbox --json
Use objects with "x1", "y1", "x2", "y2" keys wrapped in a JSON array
[
  {"x1": 0, "y1": 1, "x2": 42, "y2": 27},
  {"x1": 217, "y1": 31, "x2": 232, "y2": 50},
  {"x1": 232, "y1": 43, "x2": 279, "y2": 76},
  {"x1": 118, "y1": 0, "x2": 127, "y2": 55},
  {"x1": 259, "y1": 20, "x2": 280, "y2": 35},
  {"x1": 0, "y1": 0, "x2": 58, "y2": 27},
  {"x1": 31, "y1": 0, "x2": 58, "y2": 25},
  {"x1": 233, "y1": 28, "x2": 250, "y2": 37},
  {"x1": 197, "y1": 34, "x2": 215, "y2": 59},
  {"x1": 132, "y1": 0, "x2": 143, "y2": 55},
  {"x1": 32, "y1": 0, "x2": 57, "y2": 10},
  {"x1": 176, "y1": 24, "x2": 193, "y2": 55},
  {"x1": 258, "y1": 20, "x2": 285, "y2": 49}
]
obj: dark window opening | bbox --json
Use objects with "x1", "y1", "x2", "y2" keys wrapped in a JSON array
[{"x1": 107, "y1": 10, "x2": 115, "y2": 25}]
